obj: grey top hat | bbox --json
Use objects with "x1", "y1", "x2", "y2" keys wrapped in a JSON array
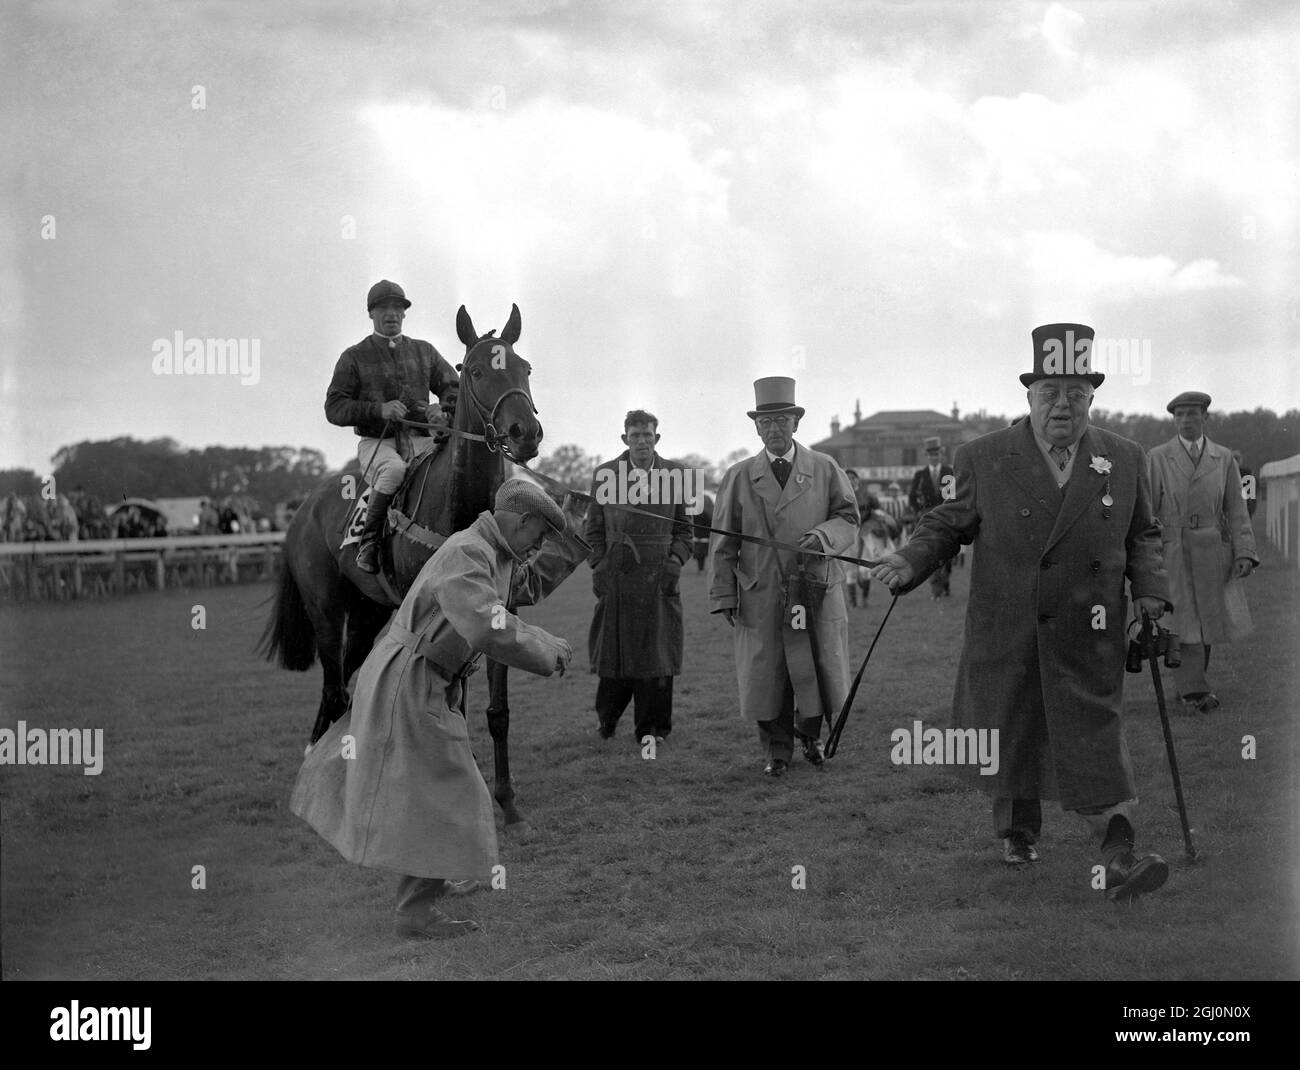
[{"x1": 747, "y1": 376, "x2": 806, "y2": 419}]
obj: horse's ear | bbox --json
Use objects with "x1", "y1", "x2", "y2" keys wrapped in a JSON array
[
  {"x1": 456, "y1": 306, "x2": 478, "y2": 347},
  {"x1": 500, "y1": 303, "x2": 521, "y2": 346}
]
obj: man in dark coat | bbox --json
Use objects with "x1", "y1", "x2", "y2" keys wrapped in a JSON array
[
  {"x1": 324, "y1": 280, "x2": 460, "y2": 573},
  {"x1": 872, "y1": 324, "x2": 1173, "y2": 902},
  {"x1": 586, "y1": 410, "x2": 695, "y2": 745},
  {"x1": 908, "y1": 437, "x2": 955, "y2": 597}
]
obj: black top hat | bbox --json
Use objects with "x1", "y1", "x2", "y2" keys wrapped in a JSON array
[{"x1": 1020, "y1": 323, "x2": 1104, "y2": 387}]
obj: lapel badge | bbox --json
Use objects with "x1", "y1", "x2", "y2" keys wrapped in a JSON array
[{"x1": 795, "y1": 474, "x2": 805, "y2": 484}]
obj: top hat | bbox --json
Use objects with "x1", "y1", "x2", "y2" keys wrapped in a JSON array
[
  {"x1": 1020, "y1": 323, "x2": 1104, "y2": 387},
  {"x1": 747, "y1": 376, "x2": 805, "y2": 420},
  {"x1": 1167, "y1": 390, "x2": 1211, "y2": 414},
  {"x1": 923, "y1": 436, "x2": 942, "y2": 452},
  {"x1": 367, "y1": 279, "x2": 412, "y2": 311}
]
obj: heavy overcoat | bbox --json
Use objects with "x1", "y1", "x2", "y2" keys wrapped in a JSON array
[
  {"x1": 709, "y1": 444, "x2": 859, "y2": 722},
  {"x1": 290, "y1": 512, "x2": 583, "y2": 880},
  {"x1": 897, "y1": 421, "x2": 1171, "y2": 808},
  {"x1": 1147, "y1": 437, "x2": 1257, "y2": 645},
  {"x1": 586, "y1": 452, "x2": 694, "y2": 679}
]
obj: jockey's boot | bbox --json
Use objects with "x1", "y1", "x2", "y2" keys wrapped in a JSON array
[{"x1": 355, "y1": 490, "x2": 394, "y2": 574}]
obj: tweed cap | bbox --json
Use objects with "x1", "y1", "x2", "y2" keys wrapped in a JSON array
[
  {"x1": 495, "y1": 478, "x2": 566, "y2": 538},
  {"x1": 1167, "y1": 390, "x2": 1211, "y2": 414}
]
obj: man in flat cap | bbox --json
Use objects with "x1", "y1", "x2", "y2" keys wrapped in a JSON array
[
  {"x1": 908, "y1": 437, "x2": 955, "y2": 598},
  {"x1": 709, "y1": 377, "x2": 859, "y2": 776},
  {"x1": 586, "y1": 410, "x2": 694, "y2": 746},
  {"x1": 325, "y1": 280, "x2": 461, "y2": 573},
  {"x1": 291, "y1": 479, "x2": 586, "y2": 938},
  {"x1": 871, "y1": 324, "x2": 1173, "y2": 901},
  {"x1": 1147, "y1": 392, "x2": 1257, "y2": 713}
]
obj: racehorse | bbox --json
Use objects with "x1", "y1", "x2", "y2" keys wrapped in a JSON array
[
  {"x1": 851, "y1": 503, "x2": 903, "y2": 607},
  {"x1": 260, "y1": 304, "x2": 544, "y2": 830}
]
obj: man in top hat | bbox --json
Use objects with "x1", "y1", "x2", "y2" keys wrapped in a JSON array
[
  {"x1": 908, "y1": 437, "x2": 956, "y2": 598},
  {"x1": 870, "y1": 324, "x2": 1173, "y2": 901},
  {"x1": 709, "y1": 377, "x2": 860, "y2": 776},
  {"x1": 291, "y1": 479, "x2": 587, "y2": 938},
  {"x1": 1147, "y1": 391, "x2": 1257, "y2": 713},
  {"x1": 325, "y1": 279, "x2": 461, "y2": 574}
]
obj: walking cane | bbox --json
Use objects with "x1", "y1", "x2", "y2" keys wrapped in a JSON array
[{"x1": 1140, "y1": 609, "x2": 1199, "y2": 862}]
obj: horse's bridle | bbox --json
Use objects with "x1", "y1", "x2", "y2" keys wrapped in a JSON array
[{"x1": 397, "y1": 339, "x2": 538, "y2": 462}]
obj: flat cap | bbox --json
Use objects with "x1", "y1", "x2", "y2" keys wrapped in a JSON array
[
  {"x1": 1167, "y1": 391, "x2": 1211, "y2": 414},
  {"x1": 367, "y1": 279, "x2": 411, "y2": 311},
  {"x1": 923, "y1": 436, "x2": 942, "y2": 451},
  {"x1": 495, "y1": 478, "x2": 566, "y2": 538}
]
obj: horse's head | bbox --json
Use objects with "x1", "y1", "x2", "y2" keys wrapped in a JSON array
[{"x1": 455, "y1": 304, "x2": 543, "y2": 463}]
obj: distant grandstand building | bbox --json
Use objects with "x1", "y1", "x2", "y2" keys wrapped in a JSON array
[{"x1": 812, "y1": 403, "x2": 977, "y2": 488}]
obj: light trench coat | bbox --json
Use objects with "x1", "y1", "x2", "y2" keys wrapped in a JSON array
[
  {"x1": 708, "y1": 444, "x2": 860, "y2": 723},
  {"x1": 290, "y1": 511, "x2": 585, "y2": 880},
  {"x1": 1147, "y1": 436, "x2": 1257, "y2": 645}
]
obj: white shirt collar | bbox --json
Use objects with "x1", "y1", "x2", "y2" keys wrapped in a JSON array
[
  {"x1": 374, "y1": 332, "x2": 403, "y2": 347},
  {"x1": 765, "y1": 445, "x2": 796, "y2": 464},
  {"x1": 1179, "y1": 435, "x2": 1205, "y2": 452}
]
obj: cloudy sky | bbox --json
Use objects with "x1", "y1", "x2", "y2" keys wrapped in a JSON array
[{"x1": 3, "y1": 0, "x2": 1297, "y2": 479}]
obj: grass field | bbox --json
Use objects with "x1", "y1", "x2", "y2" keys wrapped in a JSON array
[{"x1": 1, "y1": 542, "x2": 1297, "y2": 981}]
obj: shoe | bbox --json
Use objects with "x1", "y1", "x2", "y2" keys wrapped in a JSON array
[
  {"x1": 655, "y1": 735, "x2": 665, "y2": 744},
  {"x1": 443, "y1": 879, "x2": 480, "y2": 896},
  {"x1": 801, "y1": 737, "x2": 826, "y2": 767},
  {"x1": 763, "y1": 758, "x2": 788, "y2": 777},
  {"x1": 597, "y1": 715, "x2": 615, "y2": 739},
  {"x1": 1196, "y1": 693, "x2": 1220, "y2": 712},
  {"x1": 1106, "y1": 850, "x2": 1169, "y2": 902},
  {"x1": 395, "y1": 905, "x2": 481, "y2": 939},
  {"x1": 1002, "y1": 834, "x2": 1039, "y2": 865}
]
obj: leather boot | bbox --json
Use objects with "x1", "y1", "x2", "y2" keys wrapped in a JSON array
[{"x1": 356, "y1": 490, "x2": 394, "y2": 574}]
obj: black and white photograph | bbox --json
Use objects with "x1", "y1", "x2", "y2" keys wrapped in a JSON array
[{"x1": 2, "y1": 0, "x2": 1296, "y2": 1027}]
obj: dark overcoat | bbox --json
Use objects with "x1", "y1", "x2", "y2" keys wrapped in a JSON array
[
  {"x1": 897, "y1": 420, "x2": 1171, "y2": 808},
  {"x1": 585, "y1": 452, "x2": 694, "y2": 679}
]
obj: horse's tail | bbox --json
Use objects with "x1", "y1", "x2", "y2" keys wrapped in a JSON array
[{"x1": 258, "y1": 559, "x2": 317, "y2": 671}]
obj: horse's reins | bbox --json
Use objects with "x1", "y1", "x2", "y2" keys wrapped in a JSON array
[{"x1": 507, "y1": 461, "x2": 900, "y2": 754}]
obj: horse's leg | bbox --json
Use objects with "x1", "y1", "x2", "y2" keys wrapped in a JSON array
[
  {"x1": 485, "y1": 657, "x2": 529, "y2": 833},
  {"x1": 342, "y1": 593, "x2": 391, "y2": 686}
]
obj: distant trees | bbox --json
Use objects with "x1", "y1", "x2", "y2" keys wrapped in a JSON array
[{"x1": 46, "y1": 438, "x2": 331, "y2": 507}]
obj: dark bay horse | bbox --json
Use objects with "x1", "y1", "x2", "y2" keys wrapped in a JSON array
[{"x1": 260, "y1": 304, "x2": 542, "y2": 829}]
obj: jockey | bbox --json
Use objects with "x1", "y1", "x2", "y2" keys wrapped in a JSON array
[{"x1": 325, "y1": 280, "x2": 460, "y2": 573}]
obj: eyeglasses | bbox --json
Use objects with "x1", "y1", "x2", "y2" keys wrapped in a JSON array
[
  {"x1": 1030, "y1": 387, "x2": 1093, "y2": 406},
  {"x1": 755, "y1": 415, "x2": 794, "y2": 429}
]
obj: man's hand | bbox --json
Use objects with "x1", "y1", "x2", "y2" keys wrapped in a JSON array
[
  {"x1": 424, "y1": 402, "x2": 446, "y2": 426},
  {"x1": 1135, "y1": 597, "x2": 1165, "y2": 621},
  {"x1": 379, "y1": 399, "x2": 407, "y2": 421},
  {"x1": 1233, "y1": 557, "x2": 1255, "y2": 579},
  {"x1": 553, "y1": 638, "x2": 574, "y2": 677},
  {"x1": 870, "y1": 553, "x2": 914, "y2": 592},
  {"x1": 797, "y1": 532, "x2": 824, "y2": 552}
]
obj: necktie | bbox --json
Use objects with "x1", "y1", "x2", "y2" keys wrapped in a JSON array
[
  {"x1": 771, "y1": 457, "x2": 790, "y2": 488},
  {"x1": 1050, "y1": 446, "x2": 1069, "y2": 471},
  {"x1": 1189, "y1": 441, "x2": 1201, "y2": 463}
]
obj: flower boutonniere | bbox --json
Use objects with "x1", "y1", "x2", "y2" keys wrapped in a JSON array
[{"x1": 1089, "y1": 455, "x2": 1112, "y2": 475}]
